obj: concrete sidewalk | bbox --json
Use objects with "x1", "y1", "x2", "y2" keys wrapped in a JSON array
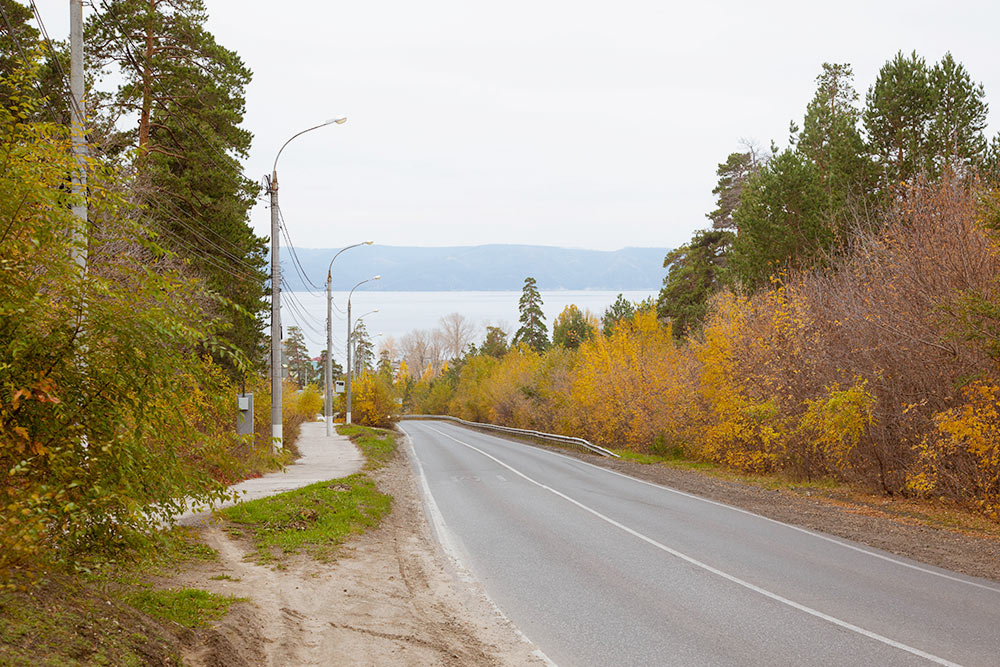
[{"x1": 177, "y1": 421, "x2": 364, "y2": 525}]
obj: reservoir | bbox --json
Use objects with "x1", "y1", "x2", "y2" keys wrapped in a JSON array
[{"x1": 281, "y1": 289, "x2": 659, "y2": 363}]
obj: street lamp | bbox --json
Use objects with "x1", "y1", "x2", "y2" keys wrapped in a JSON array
[
  {"x1": 346, "y1": 276, "x2": 380, "y2": 424},
  {"x1": 325, "y1": 241, "x2": 373, "y2": 436},
  {"x1": 267, "y1": 116, "x2": 346, "y2": 450}
]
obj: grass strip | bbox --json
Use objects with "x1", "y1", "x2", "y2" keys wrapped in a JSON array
[
  {"x1": 219, "y1": 474, "x2": 392, "y2": 564},
  {"x1": 336, "y1": 424, "x2": 397, "y2": 470},
  {"x1": 126, "y1": 588, "x2": 244, "y2": 629}
]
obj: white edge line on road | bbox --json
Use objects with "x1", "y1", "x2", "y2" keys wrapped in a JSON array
[
  {"x1": 400, "y1": 425, "x2": 557, "y2": 667},
  {"x1": 433, "y1": 420, "x2": 1000, "y2": 595},
  {"x1": 426, "y1": 424, "x2": 962, "y2": 667}
]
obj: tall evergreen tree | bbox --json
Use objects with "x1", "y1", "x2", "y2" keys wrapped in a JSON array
[
  {"x1": 87, "y1": 0, "x2": 267, "y2": 367},
  {"x1": 601, "y1": 293, "x2": 636, "y2": 336},
  {"x1": 480, "y1": 326, "x2": 509, "y2": 358},
  {"x1": 863, "y1": 51, "x2": 936, "y2": 189},
  {"x1": 708, "y1": 148, "x2": 765, "y2": 231},
  {"x1": 731, "y1": 149, "x2": 826, "y2": 289},
  {"x1": 927, "y1": 52, "x2": 989, "y2": 176},
  {"x1": 352, "y1": 321, "x2": 375, "y2": 376},
  {"x1": 798, "y1": 63, "x2": 874, "y2": 244},
  {"x1": 657, "y1": 229, "x2": 733, "y2": 339},
  {"x1": 283, "y1": 326, "x2": 312, "y2": 388},
  {"x1": 513, "y1": 277, "x2": 548, "y2": 351}
]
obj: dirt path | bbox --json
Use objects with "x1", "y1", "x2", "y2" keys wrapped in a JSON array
[{"x1": 171, "y1": 444, "x2": 547, "y2": 666}]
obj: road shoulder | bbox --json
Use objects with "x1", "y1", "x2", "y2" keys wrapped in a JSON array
[{"x1": 170, "y1": 426, "x2": 545, "y2": 666}]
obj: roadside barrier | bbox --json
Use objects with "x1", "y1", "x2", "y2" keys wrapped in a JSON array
[{"x1": 401, "y1": 414, "x2": 620, "y2": 458}]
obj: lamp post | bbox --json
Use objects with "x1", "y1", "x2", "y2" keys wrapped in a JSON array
[
  {"x1": 346, "y1": 276, "x2": 380, "y2": 424},
  {"x1": 267, "y1": 116, "x2": 346, "y2": 450},
  {"x1": 325, "y1": 241, "x2": 373, "y2": 436}
]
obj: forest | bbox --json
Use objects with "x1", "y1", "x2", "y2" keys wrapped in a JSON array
[
  {"x1": 0, "y1": 0, "x2": 320, "y2": 577},
  {"x1": 395, "y1": 53, "x2": 1000, "y2": 517}
]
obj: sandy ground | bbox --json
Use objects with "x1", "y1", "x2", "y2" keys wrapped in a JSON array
[{"x1": 170, "y1": 424, "x2": 547, "y2": 667}]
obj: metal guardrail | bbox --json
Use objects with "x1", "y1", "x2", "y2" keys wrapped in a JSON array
[{"x1": 401, "y1": 414, "x2": 620, "y2": 458}]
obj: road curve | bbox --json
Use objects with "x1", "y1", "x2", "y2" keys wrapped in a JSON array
[{"x1": 400, "y1": 419, "x2": 1000, "y2": 667}]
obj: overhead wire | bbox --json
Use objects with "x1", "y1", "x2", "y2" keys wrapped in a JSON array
[
  {"x1": 27, "y1": 0, "x2": 84, "y2": 120},
  {"x1": 276, "y1": 205, "x2": 323, "y2": 293},
  {"x1": 0, "y1": 3, "x2": 62, "y2": 124},
  {"x1": 145, "y1": 191, "x2": 267, "y2": 275},
  {"x1": 152, "y1": 224, "x2": 265, "y2": 285}
]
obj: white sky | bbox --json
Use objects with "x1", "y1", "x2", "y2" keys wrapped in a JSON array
[{"x1": 39, "y1": 0, "x2": 1000, "y2": 251}]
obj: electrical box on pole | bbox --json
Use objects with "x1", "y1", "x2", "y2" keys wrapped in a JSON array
[
  {"x1": 237, "y1": 393, "x2": 254, "y2": 435},
  {"x1": 335, "y1": 380, "x2": 345, "y2": 394}
]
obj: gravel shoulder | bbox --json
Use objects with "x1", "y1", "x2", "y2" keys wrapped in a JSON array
[
  {"x1": 170, "y1": 430, "x2": 545, "y2": 666},
  {"x1": 519, "y1": 436, "x2": 1000, "y2": 584}
]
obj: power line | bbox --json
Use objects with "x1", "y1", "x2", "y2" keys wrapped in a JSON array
[
  {"x1": 145, "y1": 191, "x2": 267, "y2": 275},
  {"x1": 0, "y1": 3, "x2": 62, "y2": 124},
  {"x1": 151, "y1": 222, "x2": 265, "y2": 285},
  {"x1": 276, "y1": 205, "x2": 323, "y2": 293},
  {"x1": 281, "y1": 282, "x2": 325, "y2": 331},
  {"x1": 27, "y1": 0, "x2": 84, "y2": 120}
]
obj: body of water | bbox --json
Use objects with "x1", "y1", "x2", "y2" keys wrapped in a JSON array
[{"x1": 282, "y1": 289, "x2": 659, "y2": 363}]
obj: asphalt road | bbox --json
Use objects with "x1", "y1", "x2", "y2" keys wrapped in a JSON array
[{"x1": 400, "y1": 420, "x2": 1000, "y2": 667}]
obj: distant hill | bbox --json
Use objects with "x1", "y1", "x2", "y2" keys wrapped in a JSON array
[{"x1": 281, "y1": 245, "x2": 669, "y2": 292}]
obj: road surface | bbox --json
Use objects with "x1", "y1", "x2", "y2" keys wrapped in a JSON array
[{"x1": 401, "y1": 419, "x2": 1000, "y2": 667}]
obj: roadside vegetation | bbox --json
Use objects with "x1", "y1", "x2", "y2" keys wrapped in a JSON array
[
  {"x1": 219, "y1": 426, "x2": 397, "y2": 566},
  {"x1": 0, "y1": 528, "x2": 227, "y2": 666},
  {"x1": 0, "y1": 1, "x2": 321, "y2": 663},
  {"x1": 394, "y1": 52, "x2": 1000, "y2": 522}
]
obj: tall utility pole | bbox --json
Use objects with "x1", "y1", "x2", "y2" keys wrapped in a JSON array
[
  {"x1": 269, "y1": 117, "x2": 347, "y2": 450},
  {"x1": 69, "y1": 0, "x2": 87, "y2": 264},
  {"x1": 268, "y1": 172, "x2": 282, "y2": 450}
]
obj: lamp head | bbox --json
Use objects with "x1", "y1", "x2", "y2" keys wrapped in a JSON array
[
  {"x1": 373, "y1": 275, "x2": 381, "y2": 280},
  {"x1": 365, "y1": 240, "x2": 374, "y2": 245},
  {"x1": 325, "y1": 116, "x2": 347, "y2": 125}
]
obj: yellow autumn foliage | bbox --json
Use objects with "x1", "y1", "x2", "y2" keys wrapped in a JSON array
[
  {"x1": 568, "y1": 310, "x2": 694, "y2": 451},
  {"x1": 911, "y1": 382, "x2": 1000, "y2": 517}
]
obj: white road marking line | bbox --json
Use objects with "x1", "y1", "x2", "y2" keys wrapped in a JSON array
[
  {"x1": 400, "y1": 425, "x2": 558, "y2": 667},
  {"x1": 438, "y1": 421, "x2": 1000, "y2": 595},
  {"x1": 426, "y1": 424, "x2": 962, "y2": 667}
]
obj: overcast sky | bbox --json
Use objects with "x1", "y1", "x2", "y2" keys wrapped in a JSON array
[{"x1": 40, "y1": 0, "x2": 1000, "y2": 251}]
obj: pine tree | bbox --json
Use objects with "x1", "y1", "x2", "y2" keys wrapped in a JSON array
[
  {"x1": 601, "y1": 294, "x2": 636, "y2": 336},
  {"x1": 708, "y1": 148, "x2": 765, "y2": 231},
  {"x1": 863, "y1": 51, "x2": 936, "y2": 189},
  {"x1": 731, "y1": 149, "x2": 826, "y2": 289},
  {"x1": 513, "y1": 277, "x2": 548, "y2": 351},
  {"x1": 927, "y1": 52, "x2": 989, "y2": 176},
  {"x1": 87, "y1": 0, "x2": 267, "y2": 367},
  {"x1": 352, "y1": 321, "x2": 375, "y2": 376},
  {"x1": 657, "y1": 229, "x2": 733, "y2": 339},
  {"x1": 480, "y1": 326, "x2": 509, "y2": 358},
  {"x1": 283, "y1": 326, "x2": 312, "y2": 388}
]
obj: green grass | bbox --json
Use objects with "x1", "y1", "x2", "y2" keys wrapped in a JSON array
[
  {"x1": 612, "y1": 448, "x2": 846, "y2": 492},
  {"x1": 126, "y1": 588, "x2": 244, "y2": 629},
  {"x1": 336, "y1": 424, "x2": 397, "y2": 470},
  {"x1": 615, "y1": 448, "x2": 719, "y2": 471},
  {"x1": 0, "y1": 576, "x2": 182, "y2": 666},
  {"x1": 219, "y1": 474, "x2": 392, "y2": 564}
]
